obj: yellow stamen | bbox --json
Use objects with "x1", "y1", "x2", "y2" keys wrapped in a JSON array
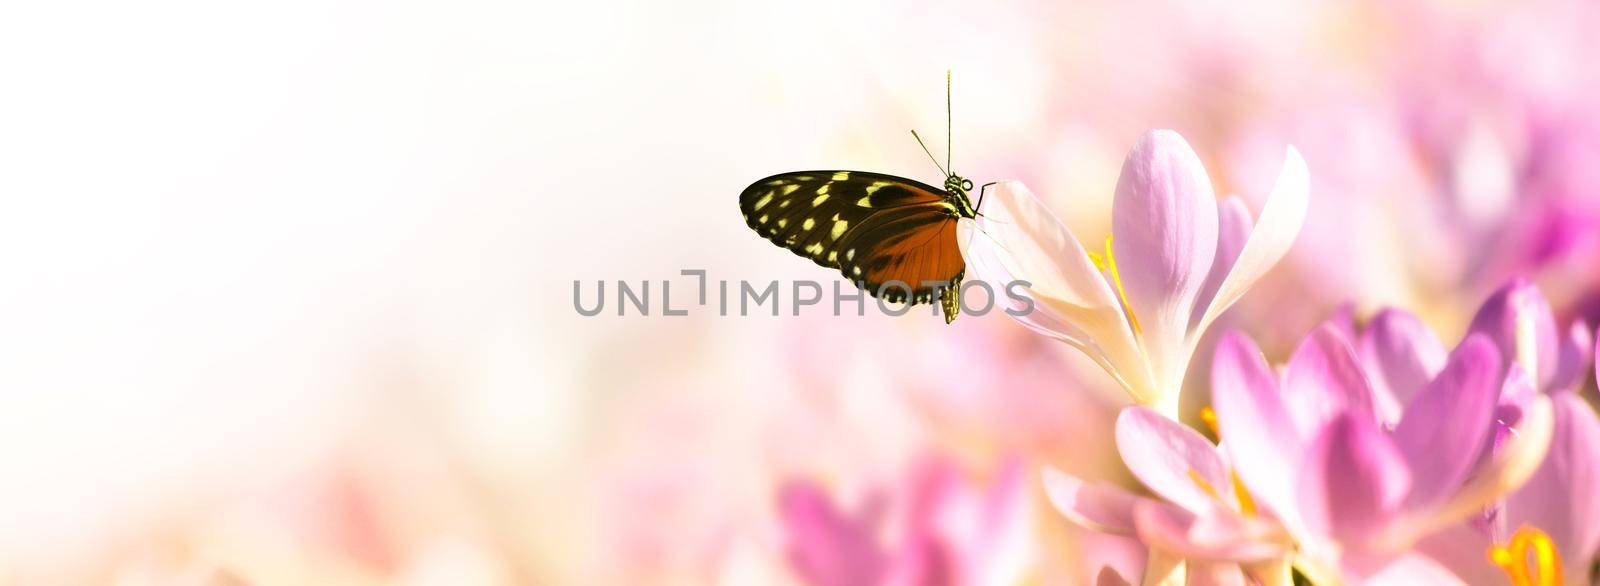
[
  {"x1": 1490, "y1": 525, "x2": 1563, "y2": 586},
  {"x1": 1199, "y1": 406, "x2": 1220, "y2": 438},
  {"x1": 1103, "y1": 234, "x2": 1142, "y2": 336},
  {"x1": 1199, "y1": 406, "x2": 1257, "y2": 517},
  {"x1": 1231, "y1": 470, "x2": 1257, "y2": 517},
  {"x1": 1188, "y1": 469, "x2": 1222, "y2": 500}
]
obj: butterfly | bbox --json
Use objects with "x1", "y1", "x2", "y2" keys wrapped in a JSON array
[{"x1": 737, "y1": 73, "x2": 991, "y2": 323}]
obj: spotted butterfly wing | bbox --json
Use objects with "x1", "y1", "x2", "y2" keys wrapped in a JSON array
[{"x1": 738, "y1": 170, "x2": 972, "y2": 322}]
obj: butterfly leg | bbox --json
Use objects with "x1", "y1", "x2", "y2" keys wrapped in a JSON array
[{"x1": 975, "y1": 182, "x2": 998, "y2": 217}]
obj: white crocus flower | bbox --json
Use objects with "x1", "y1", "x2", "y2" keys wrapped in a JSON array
[{"x1": 958, "y1": 130, "x2": 1309, "y2": 417}]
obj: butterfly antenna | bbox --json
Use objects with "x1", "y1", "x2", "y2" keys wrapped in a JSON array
[
  {"x1": 946, "y1": 69, "x2": 952, "y2": 176},
  {"x1": 910, "y1": 129, "x2": 949, "y2": 177}
]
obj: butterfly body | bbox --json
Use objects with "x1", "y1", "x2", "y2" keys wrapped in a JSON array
[{"x1": 738, "y1": 170, "x2": 976, "y2": 322}]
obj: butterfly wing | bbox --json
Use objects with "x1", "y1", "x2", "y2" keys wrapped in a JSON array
[
  {"x1": 739, "y1": 171, "x2": 965, "y2": 322},
  {"x1": 835, "y1": 200, "x2": 964, "y2": 322}
]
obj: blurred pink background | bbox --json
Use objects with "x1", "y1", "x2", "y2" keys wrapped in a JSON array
[{"x1": 3, "y1": 0, "x2": 1598, "y2": 583}]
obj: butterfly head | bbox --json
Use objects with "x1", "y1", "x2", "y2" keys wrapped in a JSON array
[
  {"x1": 944, "y1": 174, "x2": 979, "y2": 218},
  {"x1": 944, "y1": 174, "x2": 974, "y2": 196}
]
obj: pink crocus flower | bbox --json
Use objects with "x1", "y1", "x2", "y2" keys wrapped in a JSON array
[
  {"x1": 1211, "y1": 325, "x2": 1553, "y2": 583},
  {"x1": 1046, "y1": 320, "x2": 1556, "y2": 585},
  {"x1": 1419, "y1": 390, "x2": 1600, "y2": 586},
  {"x1": 1042, "y1": 406, "x2": 1293, "y2": 586},
  {"x1": 958, "y1": 130, "x2": 1309, "y2": 418},
  {"x1": 777, "y1": 457, "x2": 1032, "y2": 586},
  {"x1": 1385, "y1": 282, "x2": 1600, "y2": 585}
]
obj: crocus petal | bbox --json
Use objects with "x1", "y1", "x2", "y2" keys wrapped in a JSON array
[
  {"x1": 1116, "y1": 406, "x2": 1231, "y2": 514},
  {"x1": 1392, "y1": 335, "x2": 1501, "y2": 510},
  {"x1": 1498, "y1": 362, "x2": 1540, "y2": 421},
  {"x1": 1184, "y1": 560, "x2": 1247, "y2": 586},
  {"x1": 1191, "y1": 146, "x2": 1309, "y2": 341},
  {"x1": 976, "y1": 459, "x2": 1032, "y2": 553},
  {"x1": 1283, "y1": 323, "x2": 1377, "y2": 436},
  {"x1": 1323, "y1": 303, "x2": 1359, "y2": 345},
  {"x1": 1469, "y1": 363, "x2": 1539, "y2": 505},
  {"x1": 961, "y1": 231, "x2": 1120, "y2": 375},
  {"x1": 1353, "y1": 553, "x2": 1469, "y2": 585},
  {"x1": 1143, "y1": 548, "x2": 1185, "y2": 586},
  {"x1": 1549, "y1": 321, "x2": 1593, "y2": 394},
  {"x1": 1210, "y1": 332, "x2": 1303, "y2": 533},
  {"x1": 1079, "y1": 533, "x2": 1148, "y2": 586},
  {"x1": 1191, "y1": 197, "x2": 1253, "y2": 331},
  {"x1": 959, "y1": 216, "x2": 1094, "y2": 344},
  {"x1": 1139, "y1": 547, "x2": 1190, "y2": 586},
  {"x1": 1094, "y1": 566, "x2": 1136, "y2": 586},
  {"x1": 1506, "y1": 393, "x2": 1600, "y2": 577},
  {"x1": 1413, "y1": 395, "x2": 1555, "y2": 539},
  {"x1": 957, "y1": 183, "x2": 1154, "y2": 396},
  {"x1": 1465, "y1": 278, "x2": 1560, "y2": 389},
  {"x1": 1240, "y1": 559, "x2": 1294, "y2": 586},
  {"x1": 901, "y1": 457, "x2": 959, "y2": 538},
  {"x1": 778, "y1": 482, "x2": 889, "y2": 586},
  {"x1": 883, "y1": 535, "x2": 947, "y2": 586},
  {"x1": 1111, "y1": 130, "x2": 1218, "y2": 394},
  {"x1": 1131, "y1": 500, "x2": 1292, "y2": 563},
  {"x1": 1359, "y1": 308, "x2": 1447, "y2": 424},
  {"x1": 1415, "y1": 525, "x2": 1504, "y2": 586},
  {"x1": 970, "y1": 467, "x2": 1035, "y2": 586},
  {"x1": 1041, "y1": 467, "x2": 1139, "y2": 535},
  {"x1": 1297, "y1": 413, "x2": 1412, "y2": 545}
]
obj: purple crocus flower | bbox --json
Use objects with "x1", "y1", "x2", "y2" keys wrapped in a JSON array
[
  {"x1": 1398, "y1": 281, "x2": 1600, "y2": 585},
  {"x1": 1212, "y1": 325, "x2": 1555, "y2": 583},
  {"x1": 1045, "y1": 320, "x2": 1556, "y2": 584},
  {"x1": 1418, "y1": 391, "x2": 1600, "y2": 586},
  {"x1": 1042, "y1": 406, "x2": 1293, "y2": 585}
]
